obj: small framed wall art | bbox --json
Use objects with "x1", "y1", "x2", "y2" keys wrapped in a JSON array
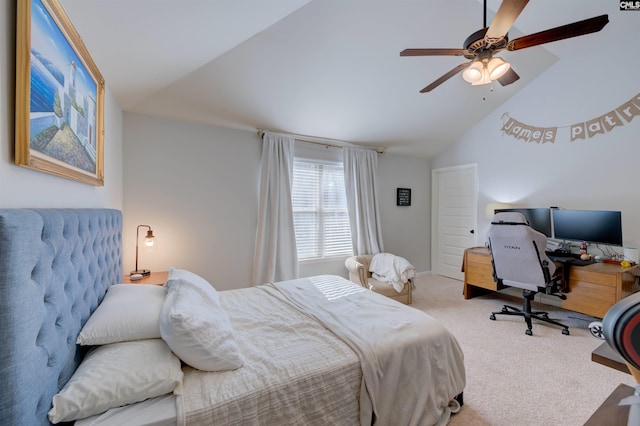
[{"x1": 397, "y1": 188, "x2": 411, "y2": 206}]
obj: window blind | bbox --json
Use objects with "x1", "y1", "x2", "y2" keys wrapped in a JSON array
[{"x1": 292, "y1": 159, "x2": 352, "y2": 260}]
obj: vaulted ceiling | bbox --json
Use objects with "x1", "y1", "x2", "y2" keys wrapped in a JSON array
[{"x1": 59, "y1": 0, "x2": 631, "y2": 158}]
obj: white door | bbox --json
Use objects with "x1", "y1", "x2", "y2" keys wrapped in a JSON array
[{"x1": 432, "y1": 164, "x2": 478, "y2": 280}]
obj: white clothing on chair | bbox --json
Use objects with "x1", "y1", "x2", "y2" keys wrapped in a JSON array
[{"x1": 369, "y1": 253, "x2": 416, "y2": 293}]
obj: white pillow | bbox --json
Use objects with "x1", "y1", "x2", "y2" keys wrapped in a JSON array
[
  {"x1": 161, "y1": 276, "x2": 244, "y2": 372},
  {"x1": 77, "y1": 284, "x2": 166, "y2": 345},
  {"x1": 48, "y1": 339, "x2": 182, "y2": 424},
  {"x1": 165, "y1": 267, "x2": 219, "y2": 304}
]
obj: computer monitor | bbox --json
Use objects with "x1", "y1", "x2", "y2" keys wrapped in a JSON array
[
  {"x1": 551, "y1": 209, "x2": 623, "y2": 246},
  {"x1": 494, "y1": 208, "x2": 552, "y2": 237}
]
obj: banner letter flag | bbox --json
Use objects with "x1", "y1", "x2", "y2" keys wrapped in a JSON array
[
  {"x1": 530, "y1": 127, "x2": 544, "y2": 143},
  {"x1": 570, "y1": 123, "x2": 586, "y2": 141},
  {"x1": 510, "y1": 122, "x2": 523, "y2": 138},
  {"x1": 587, "y1": 117, "x2": 606, "y2": 138},
  {"x1": 632, "y1": 92, "x2": 640, "y2": 107},
  {"x1": 616, "y1": 100, "x2": 640, "y2": 123},
  {"x1": 501, "y1": 117, "x2": 515, "y2": 133},
  {"x1": 517, "y1": 125, "x2": 533, "y2": 141},
  {"x1": 601, "y1": 111, "x2": 624, "y2": 132},
  {"x1": 542, "y1": 127, "x2": 557, "y2": 143}
]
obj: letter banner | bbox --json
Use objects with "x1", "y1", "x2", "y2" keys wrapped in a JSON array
[{"x1": 500, "y1": 92, "x2": 640, "y2": 144}]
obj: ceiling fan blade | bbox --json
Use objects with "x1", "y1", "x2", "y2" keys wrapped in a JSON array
[
  {"x1": 485, "y1": 0, "x2": 529, "y2": 44},
  {"x1": 400, "y1": 48, "x2": 467, "y2": 57},
  {"x1": 506, "y1": 14, "x2": 609, "y2": 51},
  {"x1": 420, "y1": 62, "x2": 471, "y2": 93},
  {"x1": 497, "y1": 68, "x2": 520, "y2": 86}
]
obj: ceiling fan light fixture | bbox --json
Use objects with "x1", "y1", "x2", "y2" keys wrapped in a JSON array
[
  {"x1": 487, "y1": 57, "x2": 510, "y2": 80},
  {"x1": 462, "y1": 61, "x2": 484, "y2": 84}
]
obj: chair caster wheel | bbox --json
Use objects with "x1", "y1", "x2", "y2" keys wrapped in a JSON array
[
  {"x1": 525, "y1": 329, "x2": 532, "y2": 336},
  {"x1": 588, "y1": 321, "x2": 604, "y2": 339},
  {"x1": 501, "y1": 307, "x2": 508, "y2": 313},
  {"x1": 490, "y1": 314, "x2": 496, "y2": 321},
  {"x1": 562, "y1": 329, "x2": 570, "y2": 336}
]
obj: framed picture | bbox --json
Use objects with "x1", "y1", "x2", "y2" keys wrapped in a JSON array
[
  {"x1": 397, "y1": 188, "x2": 411, "y2": 206},
  {"x1": 15, "y1": 0, "x2": 105, "y2": 186}
]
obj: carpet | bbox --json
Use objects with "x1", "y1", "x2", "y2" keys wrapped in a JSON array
[{"x1": 410, "y1": 273, "x2": 636, "y2": 426}]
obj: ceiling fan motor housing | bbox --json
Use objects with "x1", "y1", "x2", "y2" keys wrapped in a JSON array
[{"x1": 463, "y1": 28, "x2": 508, "y2": 59}]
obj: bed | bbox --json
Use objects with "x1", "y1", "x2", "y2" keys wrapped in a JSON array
[{"x1": 0, "y1": 208, "x2": 465, "y2": 426}]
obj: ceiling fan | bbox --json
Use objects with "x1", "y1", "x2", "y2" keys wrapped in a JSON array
[{"x1": 400, "y1": 0, "x2": 609, "y2": 93}]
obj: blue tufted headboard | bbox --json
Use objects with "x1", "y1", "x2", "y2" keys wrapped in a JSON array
[{"x1": 0, "y1": 209, "x2": 122, "y2": 425}]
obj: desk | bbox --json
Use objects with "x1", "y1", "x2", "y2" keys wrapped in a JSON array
[
  {"x1": 592, "y1": 341, "x2": 631, "y2": 375},
  {"x1": 462, "y1": 247, "x2": 638, "y2": 318}
]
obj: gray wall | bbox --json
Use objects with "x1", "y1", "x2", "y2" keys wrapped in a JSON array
[
  {"x1": 0, "y1": 1, "x2": 123, "y2": 210},
  {"x1": 123, "y1": 112, "x2": 431, "y2": 290}
]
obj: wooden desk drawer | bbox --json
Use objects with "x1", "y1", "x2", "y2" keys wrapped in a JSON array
[
  {"x1": 466, "y1": 262, "x2": 496, "y2": 290},
  {"x1": 466, "y1": 252, "x2": 489, "y2": 264},
  {"x1": 569, "y1": 268, "x2": 617, "y2": 287},
  {"x1": 563, "y1": 280, "x2": 616, "y2": 318}
]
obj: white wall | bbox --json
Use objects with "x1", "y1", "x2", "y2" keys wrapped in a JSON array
[
  {"x1": 432, "y1": 19, "x2": 640, "y2": 253},
  {"x1": 123, "y1": 113, "x2": 261, "y2": 290},
  {"x1": 0, "y1": 1, "x2": 123, "y2": 209},
  {"x1": 123, "y1": 113, "x2": 431, "y2": 289}
]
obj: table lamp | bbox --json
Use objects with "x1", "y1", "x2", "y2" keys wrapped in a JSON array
[{"x1": 131, "y1": 224, "x2": 155, "y2": 276}]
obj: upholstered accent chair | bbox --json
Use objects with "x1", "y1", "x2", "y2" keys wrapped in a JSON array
[{"x1": 345, "y1": 254, "x2": 413, "y2": 305}]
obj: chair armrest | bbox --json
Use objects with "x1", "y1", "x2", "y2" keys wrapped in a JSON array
[{"x1": 345, "y1": 256, "x2": 371, "y2": 287}]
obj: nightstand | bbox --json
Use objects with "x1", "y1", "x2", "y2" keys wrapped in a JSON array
[{"x1": 122, "y1": 271, "x2": 168, "y2": 286}]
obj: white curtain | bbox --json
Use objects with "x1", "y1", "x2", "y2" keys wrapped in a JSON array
[
  {"x1": 251, "y1": 132, "x2": 299, "y2": 285},
  {"x1": 343, "y1": 147, "x2": 384, "y2": 255}
]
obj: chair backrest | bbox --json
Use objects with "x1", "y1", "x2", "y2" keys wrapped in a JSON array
[{"x1": 488, "y1": 212, "x2": 555, "y2": 292}]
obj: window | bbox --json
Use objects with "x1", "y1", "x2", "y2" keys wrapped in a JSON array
[{"x1": 292, "y1": 159, "x2": 352, "y2": 260}]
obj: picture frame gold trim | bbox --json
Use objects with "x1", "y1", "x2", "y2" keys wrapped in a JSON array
[{"x1": 15, "y1": 0, "x2": 105, "y2": 186}]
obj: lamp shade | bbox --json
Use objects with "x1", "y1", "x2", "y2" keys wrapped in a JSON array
[
  {"x1": 462, "y1": 61, "x2": 483, "y2": 84},
  {"x1": 487, "y1": 57, "x2": 510, "y2": 80},
  {"x1": 485, "y1": 202, "x2": 513, "y2": 219}
]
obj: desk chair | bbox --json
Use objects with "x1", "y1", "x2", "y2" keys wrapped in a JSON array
[{"x1": 488, "y1": 212, "x2": 570, "y2": 336}]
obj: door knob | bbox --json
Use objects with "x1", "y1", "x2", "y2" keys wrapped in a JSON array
[{"x1": 470, "y1": 230, "x2": 475, "y2": 234}]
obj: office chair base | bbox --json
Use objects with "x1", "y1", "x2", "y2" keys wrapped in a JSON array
[{"x1": 490, "y1": 303, "x2": 570, "y2": 336}]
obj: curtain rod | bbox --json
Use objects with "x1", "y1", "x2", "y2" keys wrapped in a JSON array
[{"x1": 257, "y1": 130, "x2": 384, "y2": 154}]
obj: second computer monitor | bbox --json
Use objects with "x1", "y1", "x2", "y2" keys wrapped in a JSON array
[
  {"x1": 551, "y1": 209, "x2": 623, "y2": 246},
  {"x1": 494, "y1": 208, "x2": 552, "y2": 237}
]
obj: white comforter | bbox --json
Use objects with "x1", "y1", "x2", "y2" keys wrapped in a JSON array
[
  {"x1": 264, "y1": 275, "x2": 466, "y2": 426},
  {"x1": 178, "y1": 275, "x2": 465, "y2": 426}
]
